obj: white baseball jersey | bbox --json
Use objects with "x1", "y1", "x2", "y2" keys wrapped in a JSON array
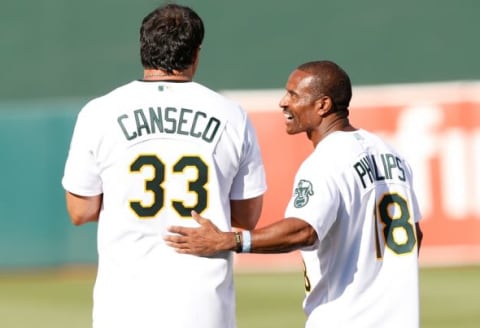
[
  {"x1": 62, "y1": 80, "x2": 266, "y2": 328},
  {"x1": 285, "y1": 129, "x2": 421, "y2": 328}
]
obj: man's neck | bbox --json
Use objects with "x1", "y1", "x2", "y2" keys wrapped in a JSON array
[
  {"x1": 309, "y1": 118, "x2": 356, "y2": 147},
  {"x1": 143, "y1": 68, "x2": 193, "y2": 81}
]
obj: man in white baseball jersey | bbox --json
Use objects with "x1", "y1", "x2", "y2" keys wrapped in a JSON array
[
  {"x1": 165, "y1": 60, "x2": 423, "y2": 328},
  {"x1": 62, "y1": 4, "x2": 266, "y2": 328}
]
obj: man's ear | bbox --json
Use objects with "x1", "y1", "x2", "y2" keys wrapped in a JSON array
[{"x1": 315, "y1": 96, "x2": 334, "y2": 116}]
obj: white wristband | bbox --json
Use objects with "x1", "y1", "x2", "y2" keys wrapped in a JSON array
[{"x1": 242, "y1": 230, "x2": 252, "y2": 253}]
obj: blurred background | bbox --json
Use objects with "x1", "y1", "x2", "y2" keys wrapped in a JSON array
[{"x1": 0, "y1": 0, "x2": 479, "y2": 327}]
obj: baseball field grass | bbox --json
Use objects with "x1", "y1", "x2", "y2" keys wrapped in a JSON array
[{"x1": 0, "y1": 265, "x2": 479, "y2": 328}]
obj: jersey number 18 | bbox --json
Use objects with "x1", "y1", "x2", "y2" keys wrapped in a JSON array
[{"x1": 375, "y1": 193, "x2": 417, "y2": 258}]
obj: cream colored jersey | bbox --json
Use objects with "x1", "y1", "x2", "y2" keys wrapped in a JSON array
[
  {"x1": 285, "y1": 129, "x2": 421, "y2": 328},
  {"x1": 62, "y1": 80, "x2": 266, "y2": 328}
]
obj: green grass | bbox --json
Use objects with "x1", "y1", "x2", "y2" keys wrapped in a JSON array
[
  {"x1": 419, "y1": 266, "x2": 480, "y2": 328},
  {"x1": 0, "y1": 266, "x2": 479, "y2": 328},
  {"x1": 236, "y1": 270, "x2": 305, "y2": 327}
]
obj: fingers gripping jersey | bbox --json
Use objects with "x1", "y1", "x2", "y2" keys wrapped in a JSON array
[
  {"x1": 285, "y1": 130, "x2": 421, "y2": 328},
  {"x1": 62, "y1": 81, "x2": 266, "y2": 328}
]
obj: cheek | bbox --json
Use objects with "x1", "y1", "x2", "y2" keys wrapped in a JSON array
[{"x1": 295, "y1": 106, "x2": 317, "y2": 124}]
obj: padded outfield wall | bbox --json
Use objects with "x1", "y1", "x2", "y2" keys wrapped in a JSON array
[
  {"x1": 1, "y1": 82, "x2": 480, "y2": 269},
  {"x1": 0, "y1": 1, "x2": 479, "y2": 268}
]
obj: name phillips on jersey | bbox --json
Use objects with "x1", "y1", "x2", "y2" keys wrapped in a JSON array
[{"x1": 353, "y1": 153, "x2": 407, "y2": 189}]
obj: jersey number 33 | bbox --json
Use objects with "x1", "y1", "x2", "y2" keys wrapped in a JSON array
[{"x1": 128, "y1": 154, "x2": 208, "y2": 219}]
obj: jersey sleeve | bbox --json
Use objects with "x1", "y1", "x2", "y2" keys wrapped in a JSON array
[
  {"x1": 61, "y1": 105, "x2": 103, "y2": 196},
  {"x1": 284, "y1": 158, "x2": 339, "y2": 242},
  {"x1": 229, "y1": 116, "x2": 267, "y2": 200}
]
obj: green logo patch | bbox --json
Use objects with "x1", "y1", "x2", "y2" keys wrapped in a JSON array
[{"x1": 293, "y1": 179, "x2": 314, "y2": 208}]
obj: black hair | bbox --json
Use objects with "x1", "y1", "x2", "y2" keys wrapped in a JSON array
[
  {"x1": 298, "y1": 60, "x2": 352, "y2": 110},
  {"x1": 140, "y1": 4, "x2": 204, "y2": 73}
]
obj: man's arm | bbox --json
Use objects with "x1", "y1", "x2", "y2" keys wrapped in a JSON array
[
  {"x1": 230, "y1": 195, "x2": 263, "y2": 230},
  {"x1": 65, "y1": 191, "x2": 102, "y2": 226},
  {"x1": 164, "y1": 211, "x2": 317, "y2": 256}
]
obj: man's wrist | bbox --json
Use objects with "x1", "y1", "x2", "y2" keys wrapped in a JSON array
[{"x1": 232, "y1": 231, "x2": 252, "y2": 253}]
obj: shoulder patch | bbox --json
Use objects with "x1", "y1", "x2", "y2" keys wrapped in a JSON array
[{"x1": 294, "y1": 179, "x2": 314, "y2": 208}]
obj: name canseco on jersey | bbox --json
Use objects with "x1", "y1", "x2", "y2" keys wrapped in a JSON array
[
  {"x1": 353, "y1": 152, "x2": 406, "y2": 189},
  {"x1": 117, "y1": 106, "x2": 221, "y2": 143}
]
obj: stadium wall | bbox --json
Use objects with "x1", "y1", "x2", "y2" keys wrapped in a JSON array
[{"x1": 1, "y1": 81, "x2": 479, "y2": 269}]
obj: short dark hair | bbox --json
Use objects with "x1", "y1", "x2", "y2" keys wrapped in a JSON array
[
  {"x1": 298, "y1": 60, "x2": 352, "y2": 110},
  {"x1": 140, "y1": 4, "x2": 204, "y2": 73}
]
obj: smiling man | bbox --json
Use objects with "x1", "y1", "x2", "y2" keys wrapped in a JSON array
[{"x1": 165, "y1": 60, "x2": 423, "y2": 328}]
